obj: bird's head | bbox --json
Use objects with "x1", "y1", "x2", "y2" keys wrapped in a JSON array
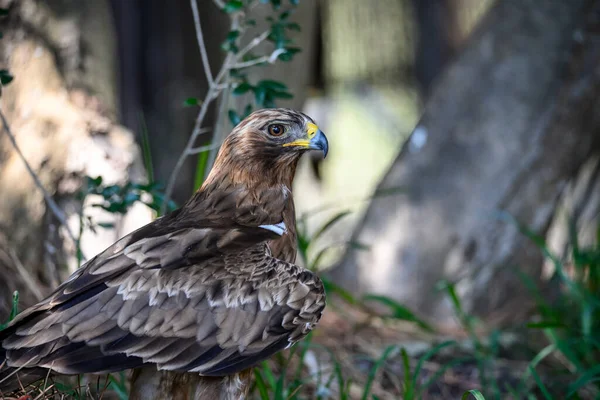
[{"x1": 204, "y1": 108, "x2": 328, "y2": 188}]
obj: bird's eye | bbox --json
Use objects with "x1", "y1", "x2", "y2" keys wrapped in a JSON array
[{"x1": 268, "y1": 124, "x2": 285, "y2": 136}]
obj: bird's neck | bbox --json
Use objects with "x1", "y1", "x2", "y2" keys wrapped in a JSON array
[
  {"x1": 269, "y1": 189, "x2": 298, "y2": 263},
  {"x1": 193, "y1": 167, "x2": 299, "y2": 263}
]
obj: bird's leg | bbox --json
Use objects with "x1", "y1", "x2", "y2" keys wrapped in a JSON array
[
  {"x1": 129, "y1": 368, "x2": 253, "y2": 400},
  {"x1": 193, "y1": 370, "x2": 253, "y2": 400},
  {"x1": 129, "y1": 368, "x2": 200, "y2": 400}
]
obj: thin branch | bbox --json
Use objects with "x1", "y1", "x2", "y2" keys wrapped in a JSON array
[
  {"x1": 188, "y1": 141, "x2": 223, "y2": 155},
  {"x1": 161, "y1": 84, "x2": 217, "y2": 214},
  {"x1": 160, "y1": 19, "x2": 270, "y2": 213},
  {"x1": 205, "y1": 78, "x2": 231, "y2": 179},
  {"x1": 190, "y1": 0, "x2": 213, "y2": 86},
  {"x1": 161, "y1": 20, "x2": 241, "y2": 214},
  {"x1": 0, "y1": 108, "x2": 79, "y2": 247},
  {"x1": 7, "y1": 247, "x2": 44, "y2": 301},
  {"x1": 236, "y1": 30, "x2": 271, "y2": 60},
  {"x1": 212, "y1": 0, "x2": 226, "y2": 9},
  {"x1": 231, "y1": 48, "x2": 287, "y2": 69}
]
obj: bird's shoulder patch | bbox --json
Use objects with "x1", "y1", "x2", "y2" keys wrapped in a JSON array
[{"x1": 258, "y1": 221, "x2": 286, "y2": 236}]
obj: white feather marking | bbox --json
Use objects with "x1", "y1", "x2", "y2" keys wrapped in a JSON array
[
  {"x1": 259, "y1": 221, "x2": 286, "y2": 236},
  {"x1": 148, "y1": 288, "x2": 159, "y2": 306}
]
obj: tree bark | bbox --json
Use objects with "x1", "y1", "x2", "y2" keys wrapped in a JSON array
[
  {"x1": 0, "y1": 0, "x2": 151, "y2": 316},
  {"x1": 335, "y1": 0, "x2": 600, "y2": 328}
]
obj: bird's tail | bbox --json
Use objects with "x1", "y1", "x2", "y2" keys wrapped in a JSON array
[{"x1": 0, "y1": 349, "x2": 48, "y2": 395}]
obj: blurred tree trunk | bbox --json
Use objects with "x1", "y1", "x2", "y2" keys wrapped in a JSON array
[
  {"x1": 0, "y1": 0, "x2": 150, "y2": 317},
  {"x1": 411, "y1": 0, "x2": 460, "y2": 98},
  {"x1": 335, "y1": 0, "x2": 600, "y2": 328},
  {"x1": 111, "y1": 0, "x2": 228, "y2": 204}
]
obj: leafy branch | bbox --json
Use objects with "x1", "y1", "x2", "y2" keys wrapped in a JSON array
[{"x1": 161, "y1": 0, "x2": 301, "y2": 213}]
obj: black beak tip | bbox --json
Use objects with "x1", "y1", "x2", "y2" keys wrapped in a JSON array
[{"x1": 316, "y1": 130, "x2": 329, "y2": 158}]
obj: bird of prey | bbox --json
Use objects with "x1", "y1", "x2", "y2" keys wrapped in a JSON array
[{"x1": 0, "y1": 108, "x2": 328, "y2": 399}]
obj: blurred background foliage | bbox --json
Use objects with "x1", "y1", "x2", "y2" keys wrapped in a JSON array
[{"x1": 1, "y1": 0, "x2": 600, "y2": 398}]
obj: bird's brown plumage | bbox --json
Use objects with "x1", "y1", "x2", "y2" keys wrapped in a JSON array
[{"x1": 0, "y1": 108, "x2": 328, "y2": 397}]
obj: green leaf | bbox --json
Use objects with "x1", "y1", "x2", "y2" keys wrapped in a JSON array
[
  {"x1": 362, "y1": 294, "x2": 434, "y2": 332},
  {"x1": 0, "y1": 69, "x2": 13, "y2": 85},
  {"x1": 183, "y1": 97, "x2": 201, "y2": 107},
  {"x1": 233, "y1": 82, "x2": 252, "y2": 96},
  {"x1": 278, "y1": 47, "x2": 301, "y2": 62},
  {"x1": 221, "y1": 41, "x2": 239, "y2": 53},
  {"x1": 254, "y1": 86, "x2": 267, "y2": 107},
  {"x1": 228, "y1": 109, "x2": 241, "y2": 126},
  {"x1": 257, "y1": 79, "x2": 288, "y2": 90},
  {"x1": 223, "y1": 0, "x2": 243, "y2": 13},
  {"x1": 226, "y1": 29, "x2": 240, "y2": 41},
  {"x1": 271, "y1": 90, "x2": 293, "y2": 99},
  {"x1": 242, "y1": 104, "x2": 253, "y2": 118},
  {"x1": 97, "y1": 222, "x2": 115, "y2": 229},
  {"x1": 287, "y1": 22, "x2": 301, "y2": 31}
]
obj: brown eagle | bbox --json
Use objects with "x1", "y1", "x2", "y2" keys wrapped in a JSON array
[{"x1": 0, "y1": 108, "x2": 328, "y2": 398}]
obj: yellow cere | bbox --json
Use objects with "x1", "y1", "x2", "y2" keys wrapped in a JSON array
[
  {"x1": 306, "y1": 123, "x2": 319, "y2": 139},
  {"x1": 282, "y1": 123, "x2": 319, "y2": 148}
]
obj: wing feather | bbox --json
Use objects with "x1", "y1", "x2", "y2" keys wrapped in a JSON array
[{"x1": 1, "y1": 200, "x2": 324, "y2": 380}]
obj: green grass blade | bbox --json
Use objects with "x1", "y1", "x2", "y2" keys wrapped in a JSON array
[
  {"x1": 310, "y1": 211, "x2": 351, "y2": 245},
  {"x1": 260, "y1": 361, "x2": 277, "y2": 389},
  {"x1": 419, "y1": 357, "x2": 471, "y2": 395},
  {"x1": 362, "y1": 294, "x2": 434, "y2": 332},
  {"x1": 567, "y1": 364, "x2": 600, "y2": 397},
  {"x1": 108, "y1": 372, "x2": 129, "y2": 400},
  {"x1": 138, "y1": 111, "x2": 154, "y2": 183},
  {"x1": 0, "y1": 291, "x2": 19, "y2": 331},
  {"x1": 321, "y1": 278, "x2": 359, "y2": 305},
  {"x1": 400, "y1": 348, "x2": 413, "y2": 399},
  {"x1": 361, "y1": 345, "x2": 399, "y2": 400},
  {"x1": 529, "y1": 366, "x2": 552, "y2": 400},
  {"x1": 462, "y1": 389, "x2": 486, "y2": 400},
  {"x1": 412, "y1": 340, "x2": 456, "y2": 388},
  {"x1": 194, "y1": 146, "x2": 211, "y2": 191},
  {"x1": 253, "y1": 369, "x2": 271, "y2": 400}
]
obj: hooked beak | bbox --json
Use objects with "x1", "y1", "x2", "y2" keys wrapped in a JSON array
[
  {"x1": 282, "y1": 122, "x2": 329, "y2": 158},
  {"x1": 308, "y1": 129, "x2": 329, "y2": 158}
]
